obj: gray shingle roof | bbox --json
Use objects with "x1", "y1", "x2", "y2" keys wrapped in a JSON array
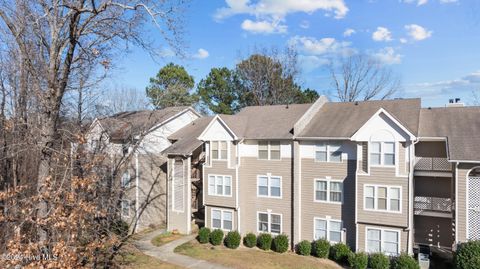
[
  {"x1": 297, "y1": 98, "x2": 421, "y2": 138},
  {"x1": 98, "y1": 107, "x2": 190, "y2": 141},
  {"x1": 419, "y1": 107, "x2": 480, "y2": 161},
  {"x1": 163, "y1": 117, "x2": 213, "y2": 155}
]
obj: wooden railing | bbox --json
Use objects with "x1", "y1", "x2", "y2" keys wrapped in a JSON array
[{"x1": 414, "y1": 157, "x2": 451, "y2": 171}]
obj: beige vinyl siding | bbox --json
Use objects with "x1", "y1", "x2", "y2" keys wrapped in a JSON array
[
  {"x1": 398, "y1": 142, "x2": 407, "y2": 176},
  {"x1": 300, "y1": 158, "x2": 357, "y2": 247},
  {"x1": 205, "y1": 205, "x2": 238, "y2": 231},
  {"x1": 357, "y1": 167, "x2": 409, "y2": 228},
  {"x1": 168, "y1": 157, "x2": 190, "y2": 234},
  {"x1": 239, "y1": 156, "x2": 293, "y2": 238},
  {"x1": 456, "y1": 163, "x2": 480, "y2": 242},
  {"x1": 357, "y1": 223, "x2": 408, "y2": 254}
]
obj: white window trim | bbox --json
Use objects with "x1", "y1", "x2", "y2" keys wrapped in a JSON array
[
  {"x1": 172, "y1": 159, "x2": 185, "y2": 213},
  {"x1": 121, "y1": 171, "x2": 131, "y2": 188},
  {"x1": 313, "y1": 217, "x2": 343, "y2": 243},
  {"x1": 369, "y1": 141, "x2": 396, "y2": 167},
  {"x1": 121, "y1": 199, "x2": 130, "y2": 218},
  {"x1": 314, "y1": 178, "x2": 344, "y2": 204},
  {"x1": 363, "y1": 184, "x2": 402, "y2": 214},
  {"x1": 207, "y1": 174, "x2": 233, "y2": 197},
  {"x1": 257, "y1": 211, "x2": 282, "y2": 235},
  {"x1": 314, "y1": 142, "x2": 344, "y2": 163},
  {"x1": 365, "y1": 226, "x2": 401, "y2": 256},
  {"x1": 211, "y1": 140, "x2": 229, "y2": 161},
  {"x1": 257, "y1": 141, "x2": 282, "y2": 160},
  {"x1": 257, "y1": 173, "x2": 282, "y2": 199},
  {"x1": 211, "y1": 208, "x2": 234, "y2": 231}
]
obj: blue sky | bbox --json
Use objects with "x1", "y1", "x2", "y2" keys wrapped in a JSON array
[{"x1": 112, "y1": 0, "x2": 480, "y2": 107}]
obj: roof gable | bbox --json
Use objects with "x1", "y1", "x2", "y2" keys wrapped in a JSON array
[{"x1": 197, "y1": 115, "x2": 238, "y2": 141}]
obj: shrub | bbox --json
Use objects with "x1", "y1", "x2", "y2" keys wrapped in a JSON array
[
  {"x1": 243, "y1": 232, "x2": 257, "y2": 248},
  {"x1": 224, "y1": 231, "x2": 241, "y2": 249},
  {"x1": 312, "y1": 239, "x2": 330, "y2": 258},
  {"x1": 296, "y1": 240, "x2": 312, "y2": 256},
  {"x1": 454, "y1": 241, "x2": 480, "y2": 269},
  {"x1": 391, "y1": 253, "x2": 419, "y2": 269},
  {"x1": 330, "y1": 242, "x2": 352, "y2": 264},
  {"x1": 197, "y1": 227, "x2": 210, "y2": 244},
  {"x1": 110, "y1": 219, "x2": 129, "y2": 237},
  {"x1": 209, "y1": 229, "x2": 224, "y2": 246},
  {"x1": 369, "y1": 253, "x2": 390, "y2": 269},
  {"x1": 348, "y1": 252, "x2": 368, "y2": 269},
  {"x1": 257, "y1": 233, "x2": 273, "y2": 251},
  {"x1": 272, "y1": 234, "x2": 289, "y2": 253}
]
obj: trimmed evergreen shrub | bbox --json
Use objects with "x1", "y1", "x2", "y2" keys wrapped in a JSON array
[
  {"x1": 296, "y1": 240, "x2": 312, "y2": 256},
  {"x1": 257, "y1": 233, "x2": 273, "y2": 251},
  {"x1": 391, "y1": 253, "x2": 419, "y2": 269},
  {"x1": 197, "y1": 227, "x2": 210, "y2": 244},
  {"x1": 224, "y1": 231, "x2": 241, "y2": 249},
  {"x1": 272, "y1": 234, "x2": 289, "y2": 253},
  {"x1": 209, "y1": 229, "x2": 224, "y2": 246},
  {"x1": 243, "y1": 232, "x2": 257, "y2": 248},
  {"x1": 348, "y1": 252, "x2": 368, "y2": 269},
  {"x1": 312, "y1": 239, "x2": 330, "y2": 258},
  {"x1": 330, "y1": 242, "x2": 352, "y2": 264},
  {"x1": 369, "y1": 253, "x2": 390, "y2": 269},
  {"x1": 454, "y1": 241, "x2": 480, "y2": 269}
]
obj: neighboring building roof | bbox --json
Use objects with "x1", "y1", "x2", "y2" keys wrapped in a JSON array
[
  {"x1": 163, "y1": 116, "x2": 213, "y2": 155},
  {"x1": 297, "y1": 98, "x2": 421, "y2": 138},
  {"x1": 418, "y1": 106, "x2": 480, "y2": 161},
  {"x1": 97, "y1": 106, "x2": 191, "y2": 141}
]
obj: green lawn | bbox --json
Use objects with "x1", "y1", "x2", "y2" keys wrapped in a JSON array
[
  {"x1": 117, "y1": 243, "x2": 181, "y2": 269},
  {"x1": 151, "y1": 231, "x2": 184, "y2": 247},
  {"x1": 174, "y1": 240, "x2": 342, "y2": 269}
]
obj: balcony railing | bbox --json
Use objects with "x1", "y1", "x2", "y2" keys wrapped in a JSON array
[
  {"x1": 414, "y1": 196, "x2": 452, "y2": 216},
  {"x1": 414, "y1": 157, "x2": 451, "y2": 172}
]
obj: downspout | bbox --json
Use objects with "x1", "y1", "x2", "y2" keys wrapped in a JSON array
[{"x1": 135, "y1": 152, "x2": 140, "y2": 233}]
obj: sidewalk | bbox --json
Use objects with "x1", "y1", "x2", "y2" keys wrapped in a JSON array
[{"x1": 134, "y1": 230, "x2": 230, "y2": 269}]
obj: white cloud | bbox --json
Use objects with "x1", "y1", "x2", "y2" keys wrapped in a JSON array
[
  {"x1": 343, "y1": 28, "x2": 356, "y2": 37},
  {"x1": 289, "y1": 35, "x2": 354, "y2": 56},
  {"x1": 409, "y1": 70, "x2": 480, "y2": 97},
  {"x1": 300, "y1": 20, "x2": 310, "y2": 29},
  {"x1": 372, "y1": 47, "x2": 402, "y2": 65},
  {"x1": 405, "y1": 24, "x2": 432, "y2": 41},
  {"x1": 298, "y1": 55, "x2": 329, "y2": 72},
  {"x1": 193, "y1": 48, "x2": 209, "y2": 59},
  {"x1": 399, "y1": 38, "x2": 408, "y2": 44},
  {"x1": 440, "y1": 0, "x2": 458, "y2": 3},
  {"x1": 402, "y1": 0, "x2": 428, "y2": 6},
  {"x1": 372, "y1": 27, "x2": 393, "y2": 42},
  {"x1": 241, "y1": 19, "x2": 287, "y2": 34},
  {"x1": 215, "y1": 0, "x2": 349, "y2": 34}
]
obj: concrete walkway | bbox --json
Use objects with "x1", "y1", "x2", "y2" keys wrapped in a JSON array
[{"x1": 134, "y1": 229, "x2": 230, "y2": 269}]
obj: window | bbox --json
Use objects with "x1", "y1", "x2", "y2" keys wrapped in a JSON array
[
  {"x1": 212, "y1": 141, "x2": 228, "y2": 160},
  {"x1": 364, "y1": 185, "x2": 401, "y2": 212},
  {"x1": 208, "y1": 175, "x2": 232, "y2": 196},
  {"x1": 315, "y1": 179, "x2": 343, "y2": 203},
  {"x1": 257, "y1": 175, "x2": 282, "y2": 198},
  {"x1": 370, "y1": 142, "x2": 395, "y2": 166},
  {"x1": 121, "y1": 200, "x2": 130, "y2": 217},
  {"x1": 258, "y1": 141, "x2": 281, "y2": 160},
  {"x1": 314, "y1": 218, "x2": 342, "y2": 243},
  {"x1": 315, "y1": 142, "x2": 342, "y2": 162},
  {"x1": 366, "y1": 228, "x2": 400, "y2": 256},
  {"x1": 258, "y1": 212, "x2": 282, "y2": 234},
  {"x1": 121, "y1": 171, "x2": 130, "y2": 188},
  {"x1": 212, "y1": 209, "x2": 233, "y2": 231}
]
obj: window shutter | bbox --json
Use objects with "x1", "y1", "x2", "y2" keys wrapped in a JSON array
[{"x1": 173, "y1": 160, "x2": 184, "y2": 211}]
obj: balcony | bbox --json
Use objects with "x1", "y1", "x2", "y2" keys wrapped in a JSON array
[
  {"x1": 414, "y1": 196, "x2": 452, "y2": 218},
  {"x1": 414, "y1": 157, "x2": 452, "y2": 177}
]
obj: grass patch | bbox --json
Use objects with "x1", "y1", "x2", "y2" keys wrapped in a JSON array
[
  {"x1": 174, "y1": 239, "x2": 342, "y2": 269},
  {"x1": 116, "y1": 243, "x2": 180, "y2": 269},
  {"x1": 151, "y1": 231, "x2": 183, "y2": 247}
]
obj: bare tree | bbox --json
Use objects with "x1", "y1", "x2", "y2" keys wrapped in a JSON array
[
  {"x1": 328, "y1": 54, "x2": 402, "y2": 102},
  {"x1": 0, "y1": 0, "x2": 186, "y2": 245},
  {"x1": 473, "y1": 89, "x2": 480, "y2": 106},
  {"x1": 97, "y1": 85, "x2": 152, "y2": 116}
]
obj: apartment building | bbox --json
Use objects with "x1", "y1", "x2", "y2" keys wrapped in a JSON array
[
  {"x1": 163, "y1": 97, "x2": 480, "y2": 255},
  {"x1": 86, "y1": 107, "x2": 200, "y2": 231}
]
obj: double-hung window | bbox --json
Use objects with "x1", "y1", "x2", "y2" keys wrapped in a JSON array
[
  {"x1": 367, "y1": 228, "x2": 400, "y2": 255},
  {"x1": 370, "y1": 142, "x2": 395, "y2": 166},
  {"x1": 315, "y1": 179, "x2": 343, "y2": 203},
  {"x1": 258, "y1": 141, "x2": 281, "y2": 160},
  {"x1": 208, "y1": 175, "x2": 232, "y2": 196},
  {"x1": 212, "y1": 141, "x2": 228, "y2": 160},
  {"x1": 315, "y1": 142, "x2": 342, "y2": 162},
  {"x1": 258, "y1": 212, "x2": 282, "y2": 234},
  {"x1": 364, "y1": 185, "x2": 401, "y2": 212},
  {"x1": 121, "y1": 171, "x2": 130, "y2": 188},
  {"x1": 314, "y1": 218, "x2": 342, "y2": 243},
  {"x1": 121, "y1": 200, "x2": 130, "y2": 217},
  {"x1": 212, "y1": 209, "x2": 233, "y2": 231},
  {"x1": 257, "y1": 174, "x2": 281, "y2": 198}
]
